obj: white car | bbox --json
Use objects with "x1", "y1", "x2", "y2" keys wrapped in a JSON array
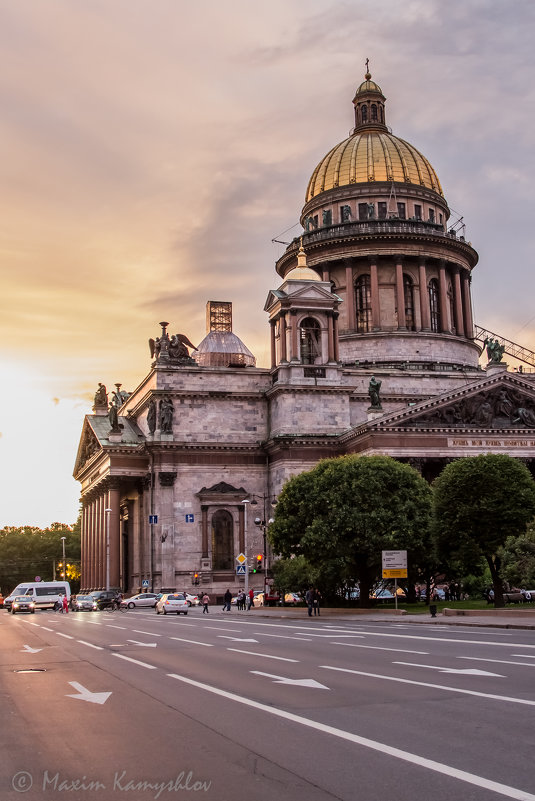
[
  {"x1": 124, "y1": 593, "x2": 159, "y2": 609},
  {"x1": 156, "y1": 593, "x2": 189, "y2": 615},
  {"x1": 184, "y1": 593, "x2": 200, "y2": 607}
]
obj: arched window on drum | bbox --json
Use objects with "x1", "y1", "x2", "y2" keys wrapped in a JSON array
[
  {"x1": 211, "y1": 510, "x2": 233, "y2": 571},
  {"x1": 355, "y1": 274, "x2": 372, "y2": 333},
  {"x1": 404, "y1": 274, "x2": 415, "y2": 331},
  {"x1": 428, "y1": 278, "x2": 440, "y2": 333},
  {"x1": 299, "y1": 317, "x2": 321, "y2": 364}
]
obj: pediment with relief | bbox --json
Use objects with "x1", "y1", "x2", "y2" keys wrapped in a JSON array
[
  {"x1": 73, "y1": 420, "x2": 103, "y2": 475},
  {"x1": 372, "y1": 374, "x2": 535, "y2": 431}
]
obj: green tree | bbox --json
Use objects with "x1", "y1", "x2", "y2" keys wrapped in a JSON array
[
  {"x1": 0, "y1": 517, "x2": 81, "y2": 595},
  {"x1": 269, "y1": 455, "x2": 433, "y2": 607},
  {"x1": 432, "y1": 454, "x2": 535, "y2": 608},
  {"x1": 501, "y1": 521, "x2": 535, "y2": 590},
  {"x1": 270, "y1": 555, "x2": 317, "y2": 599}
]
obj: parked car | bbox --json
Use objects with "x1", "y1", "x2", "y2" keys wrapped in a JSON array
[
  {"x1": 72, "y1": 594, "x2": 98, "y2": 612},
  {"x1": 123, "y1": 593, "x2": 159, "y2": 609},
  {"x1": 0, "y1": 593, "x2": 4, "y2": 608},
  {"x1": 156, "y1": 593, "x2": 189, "y2": 615},
  {"x1": 11, "y1": 596, "x2": 36, "y2": 614}
]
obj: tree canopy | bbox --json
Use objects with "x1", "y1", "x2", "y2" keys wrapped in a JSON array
[
  {"x1": 268, "y1": 455, "x2": 433, "y2": 606},
  {"x1": 432, "y1": 454, "x2": 535, "y2": 607},
  {"x1": 0, "y1": 519, "x2": 81, "y2": 595}
]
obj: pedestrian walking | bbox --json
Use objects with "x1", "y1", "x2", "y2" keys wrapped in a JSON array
[
  {"x1": 202, "y1": 593, "x2": 210, "y2": 614},
  {"x1": 313, "y1": 588, "x2": 322, "y2": 616},
  {"x1": 223, "y1": 588, "x2": 232, "y2": 611},
  {"x1": 248, "y1": 588, "x2": 254, "y2": 610},
  {"x1": 62, "y1": 593, "x2": 69, "y2": 614},
  {"x1": 305, "y1": 587, "x2": 314, "y2": 617}
]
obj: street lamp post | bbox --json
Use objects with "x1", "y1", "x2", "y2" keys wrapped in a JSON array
[
  {"x1": 60, "y1": 536, "x2": 66, "y2": 580},
  {"x1": 104, "y1": 508, "x2": 112, "y2": 591},
  {"x1": 241, "y1": 500, "x2": 250, "y2": 598},
  {"x1": 250, "y1": 494, "x2": 276, "y2": 602}
]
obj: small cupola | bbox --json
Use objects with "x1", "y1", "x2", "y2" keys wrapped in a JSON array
[{"x1": 352, "y1": 60, "x2": 387, "y2": 133}]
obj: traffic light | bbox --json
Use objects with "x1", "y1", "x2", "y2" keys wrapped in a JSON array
[
  {"x1": 193, "y1": 572, "x2": 199, "y2": 586},
  {"x1": 253, "y1": 554, "x2": 263, "y2": 573}
]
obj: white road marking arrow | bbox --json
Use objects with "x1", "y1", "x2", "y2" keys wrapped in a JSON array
[
  {"x1": 394, "y1": 661, "x2": 504, "y2": 677},
  {"x1": 66, "y1": 681, "x2": 112, "y2": 704},
  {"x1": 217, "y1": 636, "x2": 259, "y2": 643},
  {"x1": 21, "y1": 644, "x2": 43, "y2": 653},
  {"x1": 126, "y1": 639, "x2": 157, "y2": 647},
  {"x1": 251, "y1": 671, "x2": 329, "y2": 689}
]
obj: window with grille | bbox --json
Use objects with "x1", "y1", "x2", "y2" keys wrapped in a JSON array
[
  {"x1": 404, "y1": 275, "x2": 415, "y2": 330},
  {"x1": 299, "y1": 317, "x2": 321, "y2": 364},
  {"x1": 355, "y1": 275, "x2": 372, "y2": 333},
  {"x1": 428, "y1": 279, "x2": 440, "y2": 332}
]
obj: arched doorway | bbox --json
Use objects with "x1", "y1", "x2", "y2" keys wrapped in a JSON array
[{"x1": 211, "y1": 510, "x2": 233, "y2": 570}]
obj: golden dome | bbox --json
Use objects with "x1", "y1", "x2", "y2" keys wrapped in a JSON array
[
  {"x1": 305, "y1": 131, "x2": 443, "y2": 202},
  {"x1": 284, "y1": 241, "x2": 321, "y2": 281},
  {"x1": 354, "y1": 78, "x2": 383, "y2": 96}
]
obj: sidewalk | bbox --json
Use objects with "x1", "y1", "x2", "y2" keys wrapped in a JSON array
[{"x1": 246, "y1": 606, "x2": 535, "y2": 630}]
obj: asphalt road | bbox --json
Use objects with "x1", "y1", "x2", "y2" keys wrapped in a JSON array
[{"x1": 2, "y1": 606, "x2": 535, "y2": 801}]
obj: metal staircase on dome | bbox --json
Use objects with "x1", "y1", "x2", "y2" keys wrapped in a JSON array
[{"x1": 474, "y1": 325, "x2": 535, "y2": 369}]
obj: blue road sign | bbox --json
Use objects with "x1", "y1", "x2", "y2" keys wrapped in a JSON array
[
  {"x1": 185, "y1": 514, "x2": 194, "y2": 523},
  {"x1": 149, "y1": 515, "x2": 158, "y2": 524},
  {"x1": 142, "y1": 579, "x2": 149, "y2": 587},
  {"x1": 236, "y1": 564, "x2": 247, "y2": 575}
]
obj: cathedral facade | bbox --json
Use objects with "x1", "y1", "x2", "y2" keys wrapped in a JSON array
[{"x1": 74, "y1": 71, "x2": 535, "y2": 597}]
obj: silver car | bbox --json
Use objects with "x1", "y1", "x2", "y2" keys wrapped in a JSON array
[
  {"x1": 72, "y1": 594, "x2": 97, "y2": 612},
  {"x1": 11, "y1": 596, "x2": 36, "y2": 615},
  {"x1": 124, "y1": 593, "x2": 159, "y2": 609},
  {"x1": 156, "y1": 593, "x2": 188, "y2": 615}
]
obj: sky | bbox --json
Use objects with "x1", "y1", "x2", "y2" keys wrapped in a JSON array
[{"x1": 1, "y1": 0, "x2": 534, "y2": 527}]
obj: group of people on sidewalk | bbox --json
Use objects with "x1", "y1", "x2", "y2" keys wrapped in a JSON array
[
  {"x1": 221, "y1": 588, "x2": 255, "y2": 611},
  {"x1": 305, "y1": 588, "x2": 322, "y2": 616}
]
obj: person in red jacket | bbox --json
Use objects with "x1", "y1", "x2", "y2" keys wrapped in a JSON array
[
  {"x1": 248, "y1": 588, "x2": 254, "y2": 610},
  {"x1": 62, "y1": 594, "x2": 69, "y2": 614}
]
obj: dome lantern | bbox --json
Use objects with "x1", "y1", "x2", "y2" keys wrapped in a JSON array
[{"x1": 352, "y1": 60, "x2": 387, "y2": 133}]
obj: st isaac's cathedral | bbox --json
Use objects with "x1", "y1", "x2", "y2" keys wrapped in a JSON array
[{"x1": 74, "y1": 70, "x2": 535, "y2": 597}]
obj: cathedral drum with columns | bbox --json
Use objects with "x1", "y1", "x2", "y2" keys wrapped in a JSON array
[{"x1": 74, "y1": 70, "x2": 535, "y2": 597}]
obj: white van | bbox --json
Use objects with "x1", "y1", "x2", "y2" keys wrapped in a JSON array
[{"x1": 4, "y1": 581, "x2": 71, "y2": 610}]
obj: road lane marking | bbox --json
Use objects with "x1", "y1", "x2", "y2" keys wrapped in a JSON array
[
  {"x1": 40, "y1": 626, "x2": 55, "y2": 631},
  {"x1": 169, "y1": 636, "x2": 214, "y2": 647},
  {"x1": 511, "y1": 654, "x2": 535, "y2": 658},
  {"x1": 113, "y1": 654, "x2": 158, "y2": 669},
  {"x1": 132, "y1": 629, "x2": 162, "y2": 637},
  {"x1": 76, "y1": 640, "x2": 104, "y2": 650},
  {"x1": 66, "y1": 681, "x2": 112, "y2": 704},
  {"x1": 56, "y1": 632, "x2": 74, "y2": 639},
  {"x1": 458, "y1": 656, "x2": 535, "y2": 668},
  {"x1": 251, "y1": 671, "x2": 329, "y2": 689},
  {"x1": 294, "y1": 633, "x2": 365, "y2": 639},
  {"x1": 226, "y1": 649, "x2": 298, "y2": 662},
  {"x1": 166, "y1": 672, "x2": 535, "y2": 801},
  {"x1": 394, "y1": 662, "x2": 504, "y2": 677},
  {"x1": 327, "y1": 630, "x2": 535, "y2": 649},
  {"x1": 332, "y1": 642, "x2": 428, "y2": 654},
  {"x1": 127, "y1": 640, "x2": 157, "y2": 647},
  {"x1": 106, "y1": 625, "x2": 127, "y2": 630},
  {"x1": 320, "y1": 665, "x2": 535, "y2": 707},
  {"x1": 204, "y1": 627, "x2": 242, "y2": 632},
  {"x1": 254, "y1": 633, "x2": 313, "y2": 641},
  {"x1": 218, "y1": 636, "x2": 259, "y2": 643}
]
